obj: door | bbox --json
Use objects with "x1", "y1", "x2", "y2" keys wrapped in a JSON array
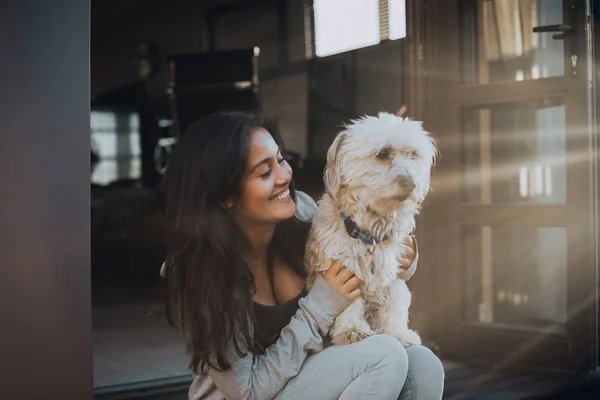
[{"x1": 424, "y1": 0, "x2": 598, "y2": 370}]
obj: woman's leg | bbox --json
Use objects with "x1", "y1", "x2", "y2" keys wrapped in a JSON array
[
  {"x1": 398, "y1": 345, "x2": 445, "y2": 400},
  {"x1": 274, "y1": 334, "x2": 408, "y2": 400}
]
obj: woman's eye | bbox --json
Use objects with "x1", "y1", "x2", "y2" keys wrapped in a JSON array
[{"x1": 258, "y1": 156, "x2": 286, "y2": 178}]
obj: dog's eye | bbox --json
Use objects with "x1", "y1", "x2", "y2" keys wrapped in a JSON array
[
  {"x1": 408, "y1": 150, "x2": 419, "y2": 159},
  {"x1": 376, "y1": 148, "x2": 392, "y2": 160}
]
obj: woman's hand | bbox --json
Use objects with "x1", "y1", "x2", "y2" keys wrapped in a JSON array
[
  {"x1": 321, "y1": 261, "x2": 361, "y2": 300},
  {"x1": 398, "y1": 235, "x2": 416, "y2": 275}
]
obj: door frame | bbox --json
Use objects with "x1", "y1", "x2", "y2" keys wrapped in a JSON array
[{"x1": 406, "y1": 0, "x2": 599, "y2": 371}]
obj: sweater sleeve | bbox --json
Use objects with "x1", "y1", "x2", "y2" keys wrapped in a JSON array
[
  {"x1": 294, "y1": 190, "x2": 318, "y2": 223},
  {"x1": 398, "y1": 236, "x2": 419, "y2": 281},
  {"x1": 207, "y1": 274, "x2": 351, "y2": 400}
]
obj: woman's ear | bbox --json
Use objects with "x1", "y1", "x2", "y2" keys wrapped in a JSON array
[{"x1": 222, "y1": 198, "x2": 234, "y2": 209}]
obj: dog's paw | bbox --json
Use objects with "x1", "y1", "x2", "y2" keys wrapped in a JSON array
[
  {"x1": 390, "y1": 329, "x2": 422, "y2": 347},
  {"x1": 331, "y1": 329, "x2": 375, "y2": 346}
]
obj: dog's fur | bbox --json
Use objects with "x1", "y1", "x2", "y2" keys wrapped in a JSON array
[{"x1": 305, "y1": 112, "x2": 437, "y2": 347}]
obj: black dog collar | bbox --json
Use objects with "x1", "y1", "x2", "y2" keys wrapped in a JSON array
[{"x1": 340, "y1": 212, "x2": 389, "y2": 245}]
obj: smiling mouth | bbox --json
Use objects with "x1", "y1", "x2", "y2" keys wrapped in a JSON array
[{"x1": 269, "y1": 188, "x2": 290, "y2": 202}]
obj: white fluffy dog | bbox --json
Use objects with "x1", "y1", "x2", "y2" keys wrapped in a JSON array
[{"x1": 305, "y1": 112, "x2": 437, "y2": 347}]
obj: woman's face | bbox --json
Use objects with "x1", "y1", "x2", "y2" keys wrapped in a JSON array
[{"x1": 232, "y1": 128, "x2": 296, "y2": 227}]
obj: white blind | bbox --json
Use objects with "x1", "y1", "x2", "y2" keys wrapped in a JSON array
[
  {"x1": 309, "y1": 0, "x2": 407, "y2": 58},
  {"x1": 388, "y1": 0, "x2": 407, "y2": 40}
]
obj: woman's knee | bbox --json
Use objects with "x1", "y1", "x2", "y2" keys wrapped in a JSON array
[
  {"x1": 361, "y1": 334, "x2": 409, "y2": 370},
  {"x1": 406, "y1": 345, "x2": 445, "y2": 380}
]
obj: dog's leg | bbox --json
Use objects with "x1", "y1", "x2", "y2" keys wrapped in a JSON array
[
  {"x1": 329, "y1": 297, "x2": 375, "y2": 346},
  {"x1": 372, "y1": 280, "x2": 421, "y2": 347}
]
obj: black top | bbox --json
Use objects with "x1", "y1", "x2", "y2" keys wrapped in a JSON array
[
  {"x1": 252, "y1": 249, "x2": 306, "y2": 350},
  {"x1": 250, "y1": 235, "x2": 418, "y2": 350}
]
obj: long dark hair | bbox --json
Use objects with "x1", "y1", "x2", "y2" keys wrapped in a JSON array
[{"x1": 162, "y1": 111, "x2": 309, "y2": 375}]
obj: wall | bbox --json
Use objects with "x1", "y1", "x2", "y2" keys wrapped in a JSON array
[
  {"x1": 355, "y1": 41, "x2": 405, "y2": 116},
  {"x1": 211, "y1": 0, "x2": 308, "y2": 156},
  {"x1": 91, "y1": 0, "x2": 310, "y2": 157},
  {"x1": 91, "y1": 0, "x2": 210, "y2": 95},
  {"x1": 0, "y1": 1, "x2": 92, "y2": 399}
]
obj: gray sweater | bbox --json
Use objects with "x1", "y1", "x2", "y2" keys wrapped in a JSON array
[{"x1": 188, "y1": 274, "x2": 352, "y2": 400}]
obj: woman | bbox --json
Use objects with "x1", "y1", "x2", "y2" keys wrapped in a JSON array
[{"x1": 162, "y1": 111, "x2": 444, "y2": 400}]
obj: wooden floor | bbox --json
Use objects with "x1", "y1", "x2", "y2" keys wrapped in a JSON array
[
  {"x1": 441, "y1": 359, "x2": 600, "y2": 400},
  {"x1": 92, "y1": 293, "x2": 189, "y2": 388},
  {"x1": 92, "y1": 287, "x2": 600, "y2": 399},
  {"x1": 95, "y1": 358, "x2": 600, "y2": 400}
]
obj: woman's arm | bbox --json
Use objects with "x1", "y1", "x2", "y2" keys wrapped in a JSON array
[
  {"x1": 207, "y1": 274, "x2": 351, "y2": 400},
  {"x1": 397, "y1": 235, "x2": 419, "y2": 281}
]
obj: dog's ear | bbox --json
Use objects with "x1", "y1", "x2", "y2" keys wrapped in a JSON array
[
  {"x1": 324, "y1": 130, "x2": 347, "y2": 198},
  {"x1": 417, "y1": 135, "x2": 438, "y2": 203},
  {"x1": 396, "y1": 105, "x2": 407, "y2": 118}
]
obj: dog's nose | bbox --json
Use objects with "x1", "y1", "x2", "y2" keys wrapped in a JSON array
[
  {"x1": 396, "y1": 166, "x2": 416, "y2": 192},
  {"x1": 398, "y1": 175, "x2": 416, "y2": 192}
]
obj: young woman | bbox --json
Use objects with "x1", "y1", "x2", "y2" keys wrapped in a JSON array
[{"x1": 162, "y1": 111, "x2": 444, "y2": 399}]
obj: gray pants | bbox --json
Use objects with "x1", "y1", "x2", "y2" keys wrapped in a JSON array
[{"x1": 274, "y1": 335, "x2": 445, "y2": 400}]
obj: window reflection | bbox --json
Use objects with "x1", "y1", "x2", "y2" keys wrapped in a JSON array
[
  {"x1": 462, "y1": 99, "x2": 566, "y2": 204},
  {"x1": 90, "y1": 110, "x2": 141, "y2": 186},
  {"x1": 463, "y1": 0, "x2": 564, "y2": 84},
  {"x1": 463, "y1": 226, "x2": 567, "y2": 330}
]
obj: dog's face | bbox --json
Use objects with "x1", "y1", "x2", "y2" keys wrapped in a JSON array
[{"x1": 324, "y1": 112, "x2": 437, "y2": 215}]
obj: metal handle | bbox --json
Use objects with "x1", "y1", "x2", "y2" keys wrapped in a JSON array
[
  {"x1": 532, "y1": 2, "x2": 580, "y2": 79},
  {"x1": 532, "y1": 24, "x2": 573, "y2": 33}
]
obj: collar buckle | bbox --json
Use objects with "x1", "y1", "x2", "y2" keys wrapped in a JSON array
[
  {"x1": 343, "y1": 216, "x2": 360, "y2": 238},
  {"x1": 340, "y1": 212, "x2": 388, "y2": 245}
]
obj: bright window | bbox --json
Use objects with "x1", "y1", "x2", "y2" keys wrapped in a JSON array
[
  {"x1": 312, "y1": 0, "x2": 407, "y2": 57},
  {"x1": 90, "y1": 110, "x2": 141, "y2": 186},
  {"x1": 388, "y1": 0, "x2": 407, "y2": 40}
]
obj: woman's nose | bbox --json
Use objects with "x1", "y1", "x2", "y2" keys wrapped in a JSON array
[{"x1": 275, "y1": 162, "x2": 292, "y2": 185}]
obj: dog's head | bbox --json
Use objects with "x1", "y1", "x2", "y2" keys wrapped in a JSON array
[{"x1": 324, "y1": 112, "x2": 437, "y2": 215}]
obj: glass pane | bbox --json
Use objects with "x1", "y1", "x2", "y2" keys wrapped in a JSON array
[
  {"x1": 461, "y1": 98, "x2": 566, "y2": 204},
  {"x1": 91, "y1": 108, "x2": 187, "y2": 388},
  {"x1": 90, "y1": 110, "x2": 142, "y2": 186},
  {"x1": 462, "y1": 226, "x2": 567, "y2": 331},
  {"x1": 313, "y1": 0, "x2": 380, "y2": 57},
  {"x1": 462, "y1": 0, "x2": 564, "y2": 84}
]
